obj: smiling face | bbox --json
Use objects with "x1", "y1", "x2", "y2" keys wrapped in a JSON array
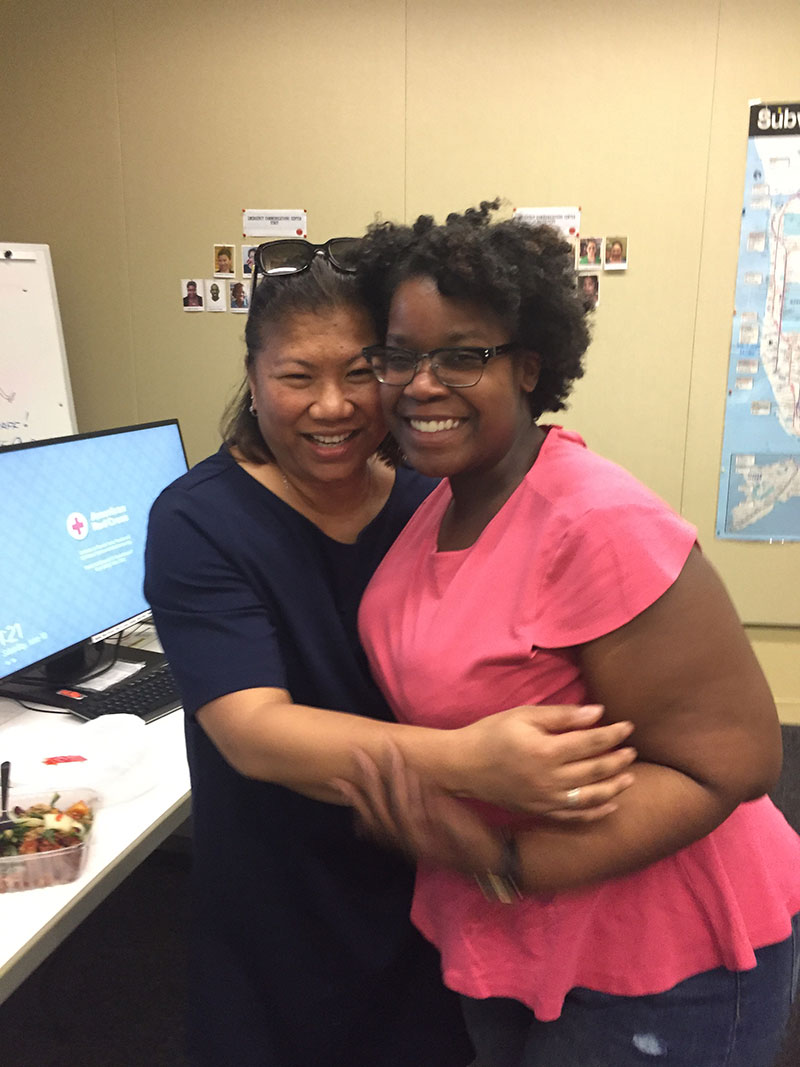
[
  {"x1": 381, "y1": 276, "x2": 539, "y2": 487},
  {"x1": 217, "y1": 251, "x2": 233, "y2": 273},
  {"x1": 247, "y1": 305, "x2": 384, "y2": 489},
  {"x1": 585, "y1": 240, "x2": 598, "y2": 262}
]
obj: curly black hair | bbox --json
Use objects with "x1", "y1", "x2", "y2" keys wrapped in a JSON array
[{"x1": 355, "y1": 199, "x2": 592, "y2": 420}]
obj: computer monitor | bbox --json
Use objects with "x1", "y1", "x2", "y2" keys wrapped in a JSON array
[{"x1": 0, "y1": 420, "x2": 188, "y2": 706}]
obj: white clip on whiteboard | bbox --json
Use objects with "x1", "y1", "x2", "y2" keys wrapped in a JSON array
[{"x1": 0, "y1": 243, "x2": 77, "y2": 447}]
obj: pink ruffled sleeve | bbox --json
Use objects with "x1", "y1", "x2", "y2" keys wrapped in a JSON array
[{"x1": 529, "y1": 500, "x2": 697, "y2": 649}]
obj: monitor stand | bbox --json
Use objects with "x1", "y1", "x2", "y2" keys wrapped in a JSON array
[{"x1": 0, "y1": 642, "x2": 164, "y2": 711}]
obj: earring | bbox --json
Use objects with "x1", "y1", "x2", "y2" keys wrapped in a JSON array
[{"x1": 248, "y1": 394, "x2": 257, "y2": 416}]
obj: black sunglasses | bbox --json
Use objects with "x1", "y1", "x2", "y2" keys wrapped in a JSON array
[
  {"x1": 258, "y1": 237, "x2": 361, "y2": 275},
  {"x1": 250, "y1": 238, "x2": 362, "y2": 301}
]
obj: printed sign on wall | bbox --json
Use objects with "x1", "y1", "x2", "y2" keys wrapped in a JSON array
[{"x1": 242, "y1": 209, "x2": 308, "y2": 238}]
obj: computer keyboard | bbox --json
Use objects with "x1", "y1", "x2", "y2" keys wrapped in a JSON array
[{"x1": 73, "y1": 661, "x2": 182, "y2": 724}]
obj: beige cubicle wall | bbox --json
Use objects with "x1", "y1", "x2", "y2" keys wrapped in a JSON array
[{"x1": 1, "y1": 0, "x2": 797, "y2": 716}]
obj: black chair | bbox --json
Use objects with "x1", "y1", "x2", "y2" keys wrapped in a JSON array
[{"x1": 771, "y1": 724, "x2": 800, "y2": 834}]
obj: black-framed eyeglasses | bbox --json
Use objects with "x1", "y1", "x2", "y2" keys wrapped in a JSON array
[
  {"x1": 362, "y1": 344, "x2": 516, "y2": 388},
  {"x1": 257, "y1": 238, "x2": 361, "y2": 276},
  {"x1": 250, "y1": 238, "x2": 362, "y2": 302}
]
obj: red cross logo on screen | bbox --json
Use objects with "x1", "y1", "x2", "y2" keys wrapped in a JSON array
[{"x1": 66, "y1": 511, "x2": 89, "y2": 540}]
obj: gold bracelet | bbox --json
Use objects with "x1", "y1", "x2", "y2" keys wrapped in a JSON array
[{"x1": 474, "y1": 833, "x2": 522, "y2": 904}]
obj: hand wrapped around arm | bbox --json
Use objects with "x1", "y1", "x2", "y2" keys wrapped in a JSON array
[
  {"x1": 335, "y1": 550, "x2": 782, "y2": 894},
  {"x1": 199, "y1": 694, "x2": 635, "y2": 813},
  {"x1": 333, "y1": 742, "x2": 508, "y2": 876}
]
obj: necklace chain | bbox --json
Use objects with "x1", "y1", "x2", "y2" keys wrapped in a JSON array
[{"x1": 277, "y1": 461, "x2": 374, "y2": 509}]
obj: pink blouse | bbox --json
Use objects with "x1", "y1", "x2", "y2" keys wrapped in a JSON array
[{"x1": 359, "y1": 427, "x2": 800, "y2": 1020}]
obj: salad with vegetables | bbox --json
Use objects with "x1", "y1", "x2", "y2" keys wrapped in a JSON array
[{"x1": 0, "y1": 793, "x2": 94, "y2": 857}]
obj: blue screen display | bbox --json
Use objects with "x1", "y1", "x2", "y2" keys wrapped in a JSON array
[{"x1": 0, "y1": 421, "x2": 187, "y2": 679}]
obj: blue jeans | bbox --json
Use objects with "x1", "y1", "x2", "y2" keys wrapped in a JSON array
[{"x1": 461, "y1": 913, "x2": 800, "y2": 1067}]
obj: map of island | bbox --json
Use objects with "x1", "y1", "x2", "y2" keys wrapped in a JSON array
[{"x1": 728, "y1": 454, "x2": 800, "y2": 534}]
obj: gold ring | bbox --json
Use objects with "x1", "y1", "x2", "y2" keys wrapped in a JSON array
[{"x1": 566, "y1": 787, "x2": 581, "y2": 807}]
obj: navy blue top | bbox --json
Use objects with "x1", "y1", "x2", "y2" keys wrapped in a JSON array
[{"x1": 144, "y1": 447, "x2": 472, "y2": 1067}]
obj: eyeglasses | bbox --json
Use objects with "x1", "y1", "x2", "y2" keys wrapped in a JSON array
[
  {"x1": 362, "y1": 344, "x2": 516, "y2": 388},
  {"x1": 255, "y1": 238, "x2": 361, "y2": 277},
  {"x1": 250, "y1": 238, "x2": 362, "y2": 302}
]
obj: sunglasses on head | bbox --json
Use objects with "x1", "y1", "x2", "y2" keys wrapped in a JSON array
[
  {"x1": 249, "y1": 237, "x2": 362, "y2": 301},
  {"x1": 258, "y1": 237, "x2": 361, "y2": 275}
]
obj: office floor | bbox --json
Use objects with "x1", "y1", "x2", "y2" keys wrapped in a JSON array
[{"x1": 1, "y1": 846, "x2": 190, "y2": 1067}]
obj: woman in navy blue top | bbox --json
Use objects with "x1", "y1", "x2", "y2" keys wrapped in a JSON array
[{"x1": 144, "y1": 251, "x2": 636, "y2": 1066}]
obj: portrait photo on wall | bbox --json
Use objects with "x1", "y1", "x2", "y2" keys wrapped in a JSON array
[
  {"x1": 578, "y1": 236, "x2": 603, "y2": 269},
  {"x1": 181, "y1": 278, "x2": 204, "y2": 310},
  {"x1": 242, "y1": 245, "x2": 257, "y2": 275},
  {"x1": 213, "y1": 244, "x2": 236, "y2": 277},
  {"x1": 205, "y1": 278, "x2": 227, "y2": 311},
  {"x1": 604, "y1": 236, "x2": 628, "y2": 270},
  {"x1": 579, "y1": 273, "x2": 600, "y2": 309},
  {"x1": 229, "y1": 280, "x2": 249, "y2": 312}
]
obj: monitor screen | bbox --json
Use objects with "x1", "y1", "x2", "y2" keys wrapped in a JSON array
[{"x1": 0, "y1": 420, "x2": 188, "y2": 684}]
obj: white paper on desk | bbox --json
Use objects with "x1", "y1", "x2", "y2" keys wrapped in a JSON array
[
  {"x1": 2, "y1": 715, "x2": 158, "y2": 805},
  {"x1": 78, "y1": 659, "x2": 145, "y2": 692}
]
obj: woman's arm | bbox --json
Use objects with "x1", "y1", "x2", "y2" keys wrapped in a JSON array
[
  {"x1": 519, "y1": 545, "x2": 780, "y2": 890},
  {"x1": 197, "y1": 691, "x2": 636, "y2": 815},
  {"x1": 147, "y1": 485, "x2": 635, "y2": 819},
  {"x1": 336, "y1": 548, "x2": 782, "y2": 891}
]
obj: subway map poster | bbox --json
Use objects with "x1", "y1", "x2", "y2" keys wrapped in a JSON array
[{"x1": 716, "y1": 101, "x2": 800, "y2": 541}]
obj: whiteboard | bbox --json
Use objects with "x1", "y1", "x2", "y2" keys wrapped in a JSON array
[{"x1": 0, "y1": 243, "x2": 76, "y2": 447}]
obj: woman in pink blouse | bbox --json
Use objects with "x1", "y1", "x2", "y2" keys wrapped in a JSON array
[{"x1": 338, "y1": 201, "x2": 800, "y2": 1067}]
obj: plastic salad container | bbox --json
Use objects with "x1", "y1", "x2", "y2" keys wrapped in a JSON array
[{"x1": 0, "y1": 788, "x2": 98, "y2": 893}]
